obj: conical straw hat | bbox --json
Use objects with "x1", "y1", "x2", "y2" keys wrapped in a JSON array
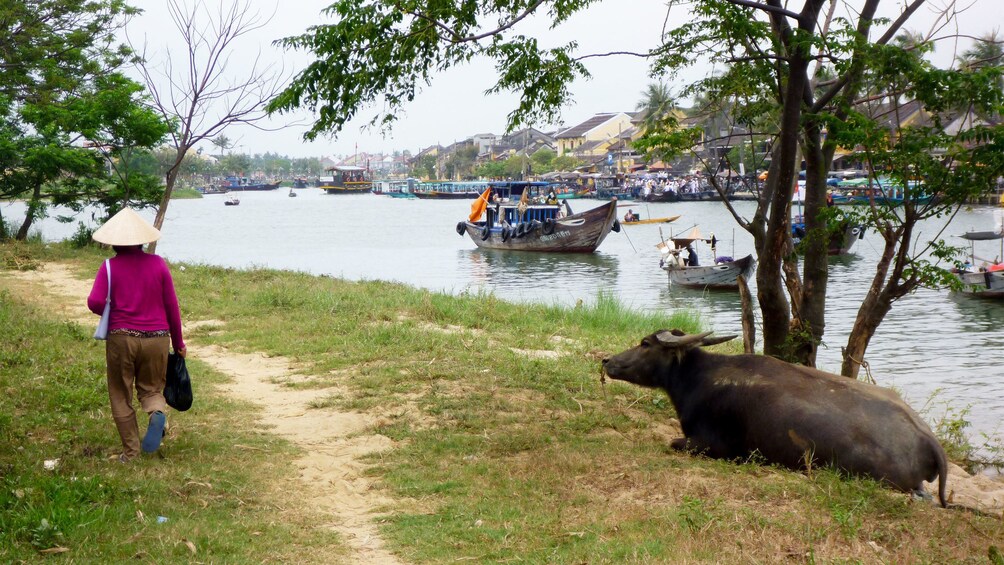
[{"x1": 92, "y1": 207, "x2": 162, "y2": 246}]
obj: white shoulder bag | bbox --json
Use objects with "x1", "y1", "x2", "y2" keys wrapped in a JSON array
[{"x1": 94, "y1": 259, "x2": 111, "y2": 340}]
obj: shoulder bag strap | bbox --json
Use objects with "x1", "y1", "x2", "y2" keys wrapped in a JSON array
[{"x1": 105, "y1": 259, "x2": 111, "y2": 303}]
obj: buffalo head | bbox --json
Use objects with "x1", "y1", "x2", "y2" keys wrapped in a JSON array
[{"x1": 601, "y1": 329, "x2": 737, "y2": 387}]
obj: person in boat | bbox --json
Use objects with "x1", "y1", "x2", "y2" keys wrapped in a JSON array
[
  {"x1": 546, "y1": 190, "x2": 559, "y2": 205},
  {"x1": 685, "y1": 244, "x2": 699, "y2": 266},
  {"x1": 624, "y1": 209, "x2": 639, "y2": 222}
]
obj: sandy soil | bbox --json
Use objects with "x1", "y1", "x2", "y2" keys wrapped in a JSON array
[{"x1": 1, "y1": 263, "x2": 405, "y2": 564}]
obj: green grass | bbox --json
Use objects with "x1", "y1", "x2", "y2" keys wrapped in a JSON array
[
  {"x1": 170, "y1": 188, "x2": 204, "y2": 199},
  {"x1": 2, "y1": 239, "x2": 1003, "y2": 563},
  {"x1": 0, "y1": 292, "x2": 340, "y2": 562}
]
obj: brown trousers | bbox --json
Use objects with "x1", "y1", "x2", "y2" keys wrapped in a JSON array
[{"x1": 106, "y1": 334, "x2": 169, "y2": 458}]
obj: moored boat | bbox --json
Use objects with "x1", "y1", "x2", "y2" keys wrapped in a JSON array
[
  {"x1": 657, "y1": 227, "x2": 754, "y2": 289},
  {"x1": 319, "y1": 165, "x2": 373, "y2": 194},
  {"x1": 791, "y1": 215, "x2": 864, "y2": 255},
  {"x1": 413, "y1": 181, "x2": 489, "y2": 199},
  {"x1": 456, "y1": 181, "x2": 619, "y2": 253},
  {"x1": 951, "y1": 228, "x2": 1004, "y2": 298},
  {"x1": 218, "y1": 176, "x2": 278, "y2": 191}
]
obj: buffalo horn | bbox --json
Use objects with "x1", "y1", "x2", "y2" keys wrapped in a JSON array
[
  {"x1": 700, "y1": 334, "x2": 738, "y2": 347},
  {"x1": 654, "y1": 329, "x2": 713, "y2": 347}
]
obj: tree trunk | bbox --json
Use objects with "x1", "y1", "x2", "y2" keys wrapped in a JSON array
[
  {"x1": 795, "y1": 124, "x2": 830, "y2": 366},
  {"x1": 841, "y1": 228, "x2": 897, "y2": 378},
  {"x1": 15, "y1": 184, "x2": 44, "y2": 241},
  {"x1": 738, "y1": 275, "x2": 756, "y2": 354},
  {"x1": 759, "y1": 56, "x2": 812, "y2": 358},
  {"x1": 148, "y1": 148, "x2": 186, "y2": 254}
]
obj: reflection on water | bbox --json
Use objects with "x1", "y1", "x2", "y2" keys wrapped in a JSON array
[
  {"x1": 657, "y1": 282, "x2": 743, "y2": 328},
  {"x1": 4, "y1": 194, "x2": 1003, "y2": 443},
  {"x1": 949, "y1": 291, "x2": 1004, "y2": 332},
  {"x1": 457, "y1": 249, "x2": 619, "y2": 302}
]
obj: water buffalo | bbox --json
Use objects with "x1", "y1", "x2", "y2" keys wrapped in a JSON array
[{"x1": 601, "y1": 329, "x2": 947, "y2": 507}]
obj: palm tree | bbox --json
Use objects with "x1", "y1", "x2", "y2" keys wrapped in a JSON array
[
  {"x1": 636, "y1": 82, "x2": 677, "y2": 132},
  {"x1": 958, "y1": 32, "x2": 1003, "y2": 72},
  {"x1": 956, "y1": 32, "x2": 1003, "y2": 119}
]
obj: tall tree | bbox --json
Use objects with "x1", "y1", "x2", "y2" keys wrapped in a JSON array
[
  {"x1": 271, "y1": 1, "x2": 1004, "y2": 375},
  {"x1": 130, "y1": 0, "x2": 286, "y2": 252},
  {"x1": 0, "y1": 0, "x2": 168, "y2": 239}
]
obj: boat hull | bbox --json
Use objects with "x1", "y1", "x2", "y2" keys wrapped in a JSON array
[
  {"x1": 320, "y1": 183, "x2": 372, "y2": 194},
  {"x1": 461, "y1": 201, "x2": 618, "y2": 253},
  {"x1": 414, "y1": 190, "x2": 481, "y2": 199},
  {"x1": 792, "y1": 222, "x2": 865, "y2": 255},
  {"x1": 622, "y1": 215, "x2": 682, "y2": 226},
  {"x1": 955, "y1": 270, "x2": 1004, "y2": 298},
  {"x1": 663, "y1": 254, "x2": 755, "y2": 289}
]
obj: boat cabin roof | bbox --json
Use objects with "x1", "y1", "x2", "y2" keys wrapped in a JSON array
[{"x1": 487, "y1": 181, "x2": 550, "y2": 199}]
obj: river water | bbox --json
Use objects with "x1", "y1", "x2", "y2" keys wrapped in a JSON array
[{"x1": 4, "y1": 190, "x2": 1003, "y2": 445}]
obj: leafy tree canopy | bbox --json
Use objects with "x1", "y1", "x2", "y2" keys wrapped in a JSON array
[{"x1": 269, "y1": 0, "x2": 598, "y2": 139}]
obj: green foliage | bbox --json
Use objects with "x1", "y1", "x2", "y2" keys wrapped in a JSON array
[
  {"x1": 269, "y1": 1, "x2": 597, "y2": 139},
  {"x1": 0, "y1": 1, "x2": 168, "y2": 236},
  {"x1": 68, "y1": 222, "x2": 95, "y2": 249},
  {"x1": 550, "y1": 154, "x2": 583, "y2": 172},
  {"x1": 475, "y1": 159, "x2": 507, "y2": 179}
]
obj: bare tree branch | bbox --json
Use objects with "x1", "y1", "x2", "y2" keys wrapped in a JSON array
[{"x1": 126, "y1": 0, "x2": 291, "y2": 249}]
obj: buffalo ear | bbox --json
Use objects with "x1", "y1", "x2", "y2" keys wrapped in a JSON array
[{"x1": 700, "y1": 334, "x2": 738, "y2": 347}]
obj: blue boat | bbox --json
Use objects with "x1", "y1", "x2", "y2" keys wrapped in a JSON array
[{"x1": 217, "y1": 176, "x2": 279, "y2": 191}]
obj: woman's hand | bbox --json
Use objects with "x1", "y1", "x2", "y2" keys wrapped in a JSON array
[{"x1": 176, "y1": 346, "x2": 187, "y2": 358}]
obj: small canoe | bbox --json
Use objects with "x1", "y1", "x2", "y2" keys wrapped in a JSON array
[{"x1": 622, "y1": 215, "x2": 681, "y2": 226}]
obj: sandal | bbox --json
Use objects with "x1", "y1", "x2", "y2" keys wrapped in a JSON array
[{"x1": 142, "y1": 411, "x2": 167, "y2": 453}]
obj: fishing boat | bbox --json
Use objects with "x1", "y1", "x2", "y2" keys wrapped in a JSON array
[
  {"x1": 217, "y1": 176, "x2": 279, "y2": 191},
  {"x1": 412, "y1": 181, "x2": 488, "y2": 199},
  {"x1": 657, "y1": 226, "x2": 754, "y2": 289},
  {"x1": 951, "y1": 228, "x2": 1004, "y2": 298},
  {"x1": 288, "y1": 189, "x2": 297, "y2": 198},
  {"x1": 224, "y1": 195, "x2": 240, "y2": 206},
  {"x1": 791, "y1": 215, "x2": 864, "y2": 255},
  {"x1": 456, "y1": 181, "x2": 619, "y2": 253},
  {"x1": 319, "y1": 165, "x2": 373, "y2": 194},
  {"x1": 622, "y1": 214, "x2": 682, "y2": 226}
]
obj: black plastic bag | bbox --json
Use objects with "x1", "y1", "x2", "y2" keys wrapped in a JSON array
[{"x1": 165, "y1": 353, "x2": 193, "y2": 411}]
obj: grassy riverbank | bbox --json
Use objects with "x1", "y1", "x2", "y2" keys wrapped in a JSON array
[{"x1": 2, "y1": 240, "x2": 1002, "y2": 563}]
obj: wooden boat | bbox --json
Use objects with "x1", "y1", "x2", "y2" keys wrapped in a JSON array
[
  {"x1": 657, "y1": 227, "x2": 754, "y2": 289},
  {"x1": 319, "y1": 165, "x2": 372, "y2": 194},
  {"x1": 952, "y1": 228, "x2": 1004, "y2": 298},
  {"x1": 218, "y1": 176, "x2": 278, "y2": 191},
  {"x1": 288, "y1": 189, "x2": 297, "y2": 197},
  {"x1": 456, "y1": 181, "x2": 619, "y2": 253},
  {"x1": 791, "y1": 215, "x2": 864, "y2": 255},
  {"x1": 622, "y1": 214, "x2": 682, "y2": 226},
  {"x1": 412, "y1": 181, "x2": 488, "y2": 199},
  {"x1": 224, "y1": 196, "x2": 240, "y2": 206}
]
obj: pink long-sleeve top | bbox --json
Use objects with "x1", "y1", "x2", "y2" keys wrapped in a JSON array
[{"x1": 87, "y1": 247, "x2": 185, "y2": 351}]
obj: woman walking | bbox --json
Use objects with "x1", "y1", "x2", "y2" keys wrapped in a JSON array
[{"x1": 87, "y1": 208, "x2": 186, "y2": 462}]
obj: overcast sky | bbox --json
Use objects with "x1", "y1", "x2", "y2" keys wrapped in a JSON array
[{"x1": 124, "y1": 0, "x2": 999, "y2": 160}]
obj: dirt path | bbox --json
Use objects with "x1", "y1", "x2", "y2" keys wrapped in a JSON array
[{"x1": 1, "y1": 263, "x2": 406, "y2": 564}]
